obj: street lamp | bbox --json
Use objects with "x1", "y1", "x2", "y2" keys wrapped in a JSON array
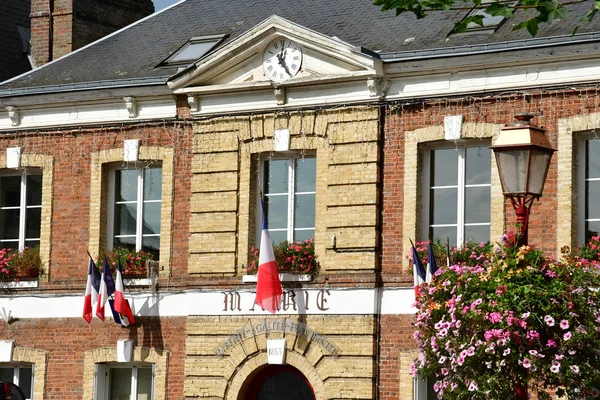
[{"x1": 490, "y1": 113, "x2": 556, "y2": 246}]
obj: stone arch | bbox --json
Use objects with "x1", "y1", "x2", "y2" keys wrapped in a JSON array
[
  {"x1": 402, "y1": 122, "x2": 504, "y2": 265},
  {"x1": 224, "y1": 348, "x2": 325, "y2": 400}
]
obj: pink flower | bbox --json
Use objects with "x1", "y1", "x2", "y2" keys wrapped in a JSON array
[
  {"x1": 560, "y1": 319, "x2": 569, "y2": 330},
  {"x1": 570, "y1": 365, "x2": 580, "y2": 374},
  {"x1": 546, "y1": 339, "x2": 557, "y2": 347},
  {"x1": 544, "y1": 315, "x2": 555, "y2": 326},
  {"x1": 563, "y1": 331, "x2": 572, "y2": 341},
  {"x1": 468, "y1": 381, "x2": 478, "y2": 391},
  {"x1": 550, "y1": 361, "x2": 560, "y2": 373},
  {"x1": 522, "y1": 358, "x2": 532, "y2": 368}
]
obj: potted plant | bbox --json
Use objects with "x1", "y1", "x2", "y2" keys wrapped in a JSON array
[
  {"x1": 411, "y1": 235, "x2": 600, "y2": 399},
  {"x1": 97, "y1": 247, "x2": 154, "y2": 278},
  {"x1": 247, "y1": 238, "x2": 318, "y2": 276},
  {"x1": 0, "y1": 246, "x2": 42, "y2": 281}
]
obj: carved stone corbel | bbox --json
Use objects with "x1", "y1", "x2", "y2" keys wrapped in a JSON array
[
  {"x1": 367, "y1": 77, "x2": 390, "y2": 98},
  {"x1": 274, "y1": 86, "x2": 286, "y2": 106},
  {"x1": 187, "y1": 95, "x2": 199, "y2": 113},
  {"x1": 6, "y1": 107, "x2": 20, "y2": 127},
  {"x1": 123, "y1": 96, "x2": 137, "y2": 118}
]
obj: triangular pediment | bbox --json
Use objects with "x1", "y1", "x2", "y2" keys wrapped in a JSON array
[{"x1": 168, "y1": 15, "x2": 382, "y2": 93}]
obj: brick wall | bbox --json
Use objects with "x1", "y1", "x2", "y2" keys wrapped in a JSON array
[{"x1": 30, "y1": 0, "x2": 154, "y2": 66}]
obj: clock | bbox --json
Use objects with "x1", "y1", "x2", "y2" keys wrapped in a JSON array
[{"x1": 262, "y1": 38, "x2": 303, "y2": 82}]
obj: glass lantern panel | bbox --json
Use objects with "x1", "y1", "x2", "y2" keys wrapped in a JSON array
[
  {"x1": 465, "y1": 147, "x2": 491, "y2": 185},
  {"x1": 494, "y1": 150, "x2": 528, "y2": 194},
  {"x1": 527, "y1": 149, "x2": 553, "y2": 195}
]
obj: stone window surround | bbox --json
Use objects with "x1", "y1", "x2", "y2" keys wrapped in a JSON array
[
  {"x1": 556, "y1": 113, "x2": 600, "y2": 254},
  {"x1": 88, "y1": 147, "x2": 174, "y2": 272},
  {"x1": 0, "y1": 154, "x2": 53, "y2": 281},
  {"x1": 402, "y1": 123, "x2": 504, "y2": 267},
  {"x1": 82, "y1": 346, "x2": 168, "y2": 400},
  {"x1": 9, "y1": 346, "x2": 47, "y2": 400}
]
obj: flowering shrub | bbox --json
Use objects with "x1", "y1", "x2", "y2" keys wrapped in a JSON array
[
  {"x1": 409, "y1": 239, "x2": 494, "y2": 270},
  {"x1": 97, "y1": 247, "x2": 154, "y2": 276},
  {"x1": 247, "y1": 239, "x2": 317, "y2": 275},
  {"x1": 0, "y1": 246, "x2": 42, "y2": 281},
  {"x1": 412, "y1": 236, "x2": 600, "y2": 399}
]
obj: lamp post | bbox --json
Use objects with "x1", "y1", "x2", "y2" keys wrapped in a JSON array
[
  {"x1": 490, "y1": 113, "x2": 556, "y2": 400},
  {"x1": 490, "y1": 113, "x2": 556, "y2": 247}
]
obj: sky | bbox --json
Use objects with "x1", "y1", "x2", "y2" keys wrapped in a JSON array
[{"x1": 154, "y1": 0, "x2": 180, "y2": 12}]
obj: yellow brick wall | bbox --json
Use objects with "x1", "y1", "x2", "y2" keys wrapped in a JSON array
[
  {"x1": 13, "y1": 346, "x2": 47, "y2": 400},
  {"x1": 185, "y1": 315, "x2": 375, "y2": 400},
  {"x1": 189, "y1": 107, "x2": 380, "y2": 275}
]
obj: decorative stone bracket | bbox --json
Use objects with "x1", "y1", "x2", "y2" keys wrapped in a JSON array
[
  {"x1": 6, "y1": 106, "x2": 20, "y2": 126},
  {"x1": 274, "y1": 85, "x2": 286, "y2": 106},
  {"x1": 123, "y1": 96, "x2": 137, "y2": 118},
  {"x1": 367, "y1": 76, "x2": 390, "y2": 98},
  {"x1": 187, "y1": 95, "x2": 199, "y2": 112}
]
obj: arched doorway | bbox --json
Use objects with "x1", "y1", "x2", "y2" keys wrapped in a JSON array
[{"x1": 243, "y1": 365, "x2": 316, "y2": 400}]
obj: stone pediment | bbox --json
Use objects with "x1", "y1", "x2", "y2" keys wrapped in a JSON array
[{"x1": 167, "y1": 15, "x2": 382, "y2": 95}]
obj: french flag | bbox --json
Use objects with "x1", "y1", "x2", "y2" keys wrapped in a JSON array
[
  {"x1": 411, "y1": 240, "x2": 426, "y2": 298},
  {"x1": 425, "y1": 243, "x2": 438, "y2": 283},
  {"x1": 254, "y1": 198, "x2": 282, "y2": 314},
  {"x1": 83, "y1": 257, "x2": 101, "y2": 323},
  {"x1": 112, "y1": 261, "x2": 135, "y2": 326},
  {"x1": 96, "y1": 257, "x2": 115, "y2": 321}
]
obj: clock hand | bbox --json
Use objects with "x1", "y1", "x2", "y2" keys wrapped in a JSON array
[{"x1": 277, "y1": 48, "x2": 293, "y2": 77}]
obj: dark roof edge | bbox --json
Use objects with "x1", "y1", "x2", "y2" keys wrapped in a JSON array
[
  {"x1": 380, "y1": 31, "x2": 600, "y2": 61},
  {"x1": 0, "y1": 76, "x2": 171, "y2": 98}
]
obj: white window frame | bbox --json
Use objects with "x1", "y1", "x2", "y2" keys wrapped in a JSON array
[
  {"x1": 0, "y1": 170, "x2": 42, "y2": 251},
  {"x1": 0, "y1": 364, "x2": 34, "y2": 400},
  {"x1": 422, "y1": 142, "x2": 491, "y2": 245},
  {"x1": 94, "y1": 363, "x2": 155, "y2": 400},
  {"x1": 259, "y1": 154, "x2": 316, "y2": 243},
  {"x1": 578, "y1": 133, "x2": 600, "y2": 245},
  {"x1": 107, "y1": 164, "x2": 161, "y2": 253}
]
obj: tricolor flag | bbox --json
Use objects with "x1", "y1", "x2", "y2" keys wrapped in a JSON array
[
  {"x1": 113, "y1": 261, "x2": 135, "y2": 326},
  {"x1": 411, "y1": 240, "x2": 426, "y2": 298},
  {"x1": 254, "y1": 198, "x2": 282, "y2": 314},
  {"x1": 425, "y1": 243, "x2": 438, "y2": 283},
  {"x1": 95, "y1": 257, "x2": 115, "y2": 321},
  {"x1": 446, "y1": 237, "x2": 451, "y2": 267},
  {"x1": 83, "y1": 257, "x2": 101, "y2": 323}
]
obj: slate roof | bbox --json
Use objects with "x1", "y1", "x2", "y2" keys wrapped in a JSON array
[
  {"x1": 1, "y1": 0, "x2": 600, "y2": 94},
  {"x1": 0, "y1": 0, "x2": 32, "y2": 83}
]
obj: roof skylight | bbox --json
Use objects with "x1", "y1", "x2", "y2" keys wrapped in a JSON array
[{"x1": 159, "y1": 34, "x2": 227, "y2": 67}]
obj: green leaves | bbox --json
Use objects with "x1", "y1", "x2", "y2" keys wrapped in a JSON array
[{"x1": 374, "y1": 0, "x2": 587, "y2": 37}]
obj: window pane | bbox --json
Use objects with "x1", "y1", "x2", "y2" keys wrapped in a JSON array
[
  {"x1": 294, "y1": 194, "x2": 315, "y2": 229},
  {"x1": 465, "y1": 147, "x2": 491, "y2": 185},
  {"x1": 144, "y1": 168, "x2": 162, "y2": 201},
  {"x1": 110, "y1": 368, "x2": 132, "y2": 400},
  {"x1": 268, "y1": 230, "x2": 287, "y2": 245},
  {"x1": 142, "y1": 236, "x2": 160, "y2": 259},
  {"x1": 18, "y1": 367, "x2": 32, "y2": 398},
  {"x1": 585, "y1": 220, "x2": 600, "y2": 242},
  {"x1": 294, "y1": 229, "x2": 314, "y2": 242},
  {"x1": 430, "y1": 188, "x2": 457, "y2": 225},
  {"x1": 587, "y1": 181, "x2": 600, "y2": 220},
  {"x1": 465, "y1": 224, "x2": 490, "y2": 244},
  {"x1": 116, "y1": 169, "x2": 138, "y2": 202},
  {"x1": 464, "y1": 186, "x2": 490, "y2": 224},
  {"x1": 142, "y1": 202, "x2": 161, "y2": 235},
  {"x1": 295, "y1": 157, "x2": 316, "y2": 192},
  {"x1": 114, "y1": 237, "x2": 136, "y2": 250},
  {"x1": 265, "y1": 195, "x2": 288, "y2": 230},
  {"x1": 136, "y1": 367, "x2": 153, "y2": 400},
  {"x1": 431, "y1": 149, "x2": 458, "y2": 187},
  {"x1": 0, "y1": 367, "x2": 13, "y2": 382},
  {"x1": 587, "y1": 140, "x2": 600, "y2": 179},
  {"x1": 265, "y1": 159, "x2": 289, "y2": 194},
  {"x1": 25, "y1": 240, "x2": 39, "y2": 248},
  {"x1": 1, "y1": 176, "x2": 21, "y2": 207},
  {"x1": 431, "y1": 225, "x2": 457, "y2": 246},
  {"x1": 26, "y1": 207, "x2": 41, "y2": 240},
  {"x1": 26, "y1": 175, "x2": 42, "y2": 206},
  {"x1": 0, "y1": 209, "x2": 20, "y2": 240},
  {"x1": 114, "y1": 203, "x2": 137, "y2": 236}
]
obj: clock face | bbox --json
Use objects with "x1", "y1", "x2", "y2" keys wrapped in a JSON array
[{"x1": 262, "y1": 38, "x2": 303, "y2": 82}]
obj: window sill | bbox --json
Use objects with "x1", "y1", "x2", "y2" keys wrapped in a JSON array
[
  {"x1": 123, "y1": 278, "x2": 152, "y2": 287},
  {"x1": 242, "y1": 273, "x2": 312, "y2": 283},
  {"x1": 0, "y1": 280, "x2": 38, "y2": 289}
]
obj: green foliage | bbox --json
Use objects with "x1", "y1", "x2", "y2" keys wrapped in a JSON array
[
  {"x1": 97, "y1": 247, "x2": 153, "y2": 276},
  {"x1": 412, "y1": 235, "x2": 600, "y2": 399},
  {"x1": 247, "y1": 239, "x2": 318, "y2": 275},
  {"x1": 0, "y1": 246, "x2": 42, "y2": 281},
  {"x1": 374, "y1": 0, "x2": 585, "y2": 36}
]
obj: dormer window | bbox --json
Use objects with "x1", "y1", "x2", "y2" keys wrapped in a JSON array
[{"x1": 158, "y1": 34, "x2": 227, "y2": 67}]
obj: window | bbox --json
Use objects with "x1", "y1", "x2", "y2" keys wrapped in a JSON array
[
  {"x1": 0, "y1": 172, "x2": 42, "y2": 250},
  {"x1": 414, "y1": 376, "x2": 436, "y2": 400},
  {"x1": 262, "y1": 156, "x2": 316, "y2": 244},
  {"x1": 424, "y1": 145, "x2": 491, "y2": 245},
  {"x1": 158, "y1": 34, "x2": 226, "y2": 67},
  {"x1": 108, "y1": 165, "x2": 162, "y2": 258},
  {"x1": 459, "y1": 0, "x2": 513, "y2": 33},
  {"x1": 95, "y1": 364, "x2": 154, "y2": 400},
  {"x1": 581, "y1": 137, "x2": 600, "y2": 242},
  {"x1": 0, "y1": 364, "x2": 33, "y2": 400}
]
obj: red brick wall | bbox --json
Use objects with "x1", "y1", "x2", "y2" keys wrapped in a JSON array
[
  {"x1": 0, "y1": 316, "x2": 186, "y2": 400},
  {"x1": 379, "y1": 314, "x2": 416, "y2": 400}
]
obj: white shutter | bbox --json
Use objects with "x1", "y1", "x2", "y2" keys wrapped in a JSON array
[{"x1": 94, "y1": 364, "x2": 108, "y2": 400}]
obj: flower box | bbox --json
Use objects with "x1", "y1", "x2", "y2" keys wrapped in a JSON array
[
  {"x1": 246, "y1": 239, "x2": 318, "y2": 277},
  {"x1": 0, "y1": 246, "x2": 42, "y2": 283}
]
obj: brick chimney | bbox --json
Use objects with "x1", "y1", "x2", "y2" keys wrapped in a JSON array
[{"x1": 30, "y1": 0, "x2": 154, "y2": 67}]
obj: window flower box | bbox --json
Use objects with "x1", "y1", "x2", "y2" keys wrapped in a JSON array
[
  {"x1": 96, "y1": 247, "x2": 155, "y2": 278},
  {"x1": 0, "y1": 246, "x2": 42, "y2": 283},
  {"x1": 245, "y1": 239, "x2": 318, "y2": 279}
]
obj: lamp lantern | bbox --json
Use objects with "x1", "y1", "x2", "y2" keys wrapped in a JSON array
[{"x1": 490, "y1": 113, "x2": 556, "y2": 246}]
